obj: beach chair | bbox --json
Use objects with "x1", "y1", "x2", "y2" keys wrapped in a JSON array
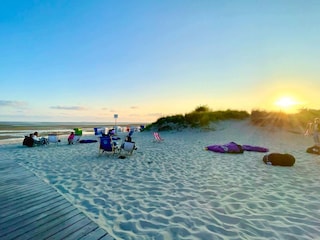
[
  {"x1": 99, "y1": 136, "x2": 119, "y2": 155},
  {"x1": 120, "y1": 141, "x2": 136, "y2": 155},
  {"x1": 94, "y1": 127, "x2": 107, "y2": 136},
  {"x1": 48, "y1": 133, "x2": 60, "y2": 144},
  {"x1": 153, "y1": 132, "x2": 164, "y2": 142}
]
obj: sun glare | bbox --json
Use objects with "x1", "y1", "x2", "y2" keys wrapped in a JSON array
[{"x1": 274, "y1": 96, "x2": 299, "y2": 113}]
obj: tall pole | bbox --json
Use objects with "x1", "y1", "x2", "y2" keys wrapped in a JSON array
[{"x1": 114, "y1": 114, "x2": 118, "y2": 135}]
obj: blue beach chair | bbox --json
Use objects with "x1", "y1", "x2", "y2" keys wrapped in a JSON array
[{"x1": 99, "y1": 136, "x2": 118, "y2": 155}]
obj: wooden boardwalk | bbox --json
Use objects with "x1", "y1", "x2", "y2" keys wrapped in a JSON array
[{"x1": 0, "y1": 160, "x2": 114, "y2": 240}]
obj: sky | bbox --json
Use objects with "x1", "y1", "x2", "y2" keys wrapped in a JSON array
[{"x1": 1, "y1": 0, "x2": 320, "y2": 123}]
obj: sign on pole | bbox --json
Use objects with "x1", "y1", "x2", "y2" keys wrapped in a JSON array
[{"x1": 114, "y1": 114, "x2": 118, "y2": 134}]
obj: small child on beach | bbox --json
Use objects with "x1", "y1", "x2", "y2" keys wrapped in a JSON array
[{"x1": 68, "y1": 132, "x2": 75, "y2": 145}]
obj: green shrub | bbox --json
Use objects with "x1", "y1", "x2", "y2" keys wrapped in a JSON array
[
  {"x1": 147, "y1": 107, "x2": 250, "y2": 131},
  {"x1": 194, "y1": 105, "x2": 210, "y2": 112},
  {"x1": 146, "y1": 107, "x2": 320, "y2": 132}
]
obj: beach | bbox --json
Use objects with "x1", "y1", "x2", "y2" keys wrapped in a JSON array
[{"x1": 1, "y1": 120, "x2": 320, "y2": 240}]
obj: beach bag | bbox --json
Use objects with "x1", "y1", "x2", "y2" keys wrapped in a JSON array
[
  {"x1": 306, "y1": 145, "x2": 320, "y2": 155},
  {"x1": 263, "y1": 153, "x2": 295, "y2": 166}
]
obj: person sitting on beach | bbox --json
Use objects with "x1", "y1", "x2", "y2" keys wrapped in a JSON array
[
  {"x1": 125, "y1": 135, "x2": 132, "y2": 143},
  {"x1": 68, "y1": 132, "x2": 75, "y2": 144},
  {"x1": 102, "y1": 130, "x2": 118, "y2": 147},
  {"x1": 32, "y1": 131, "x2": 48, "y2": 145},
  {"x1": 305, "y1": 118, "x2": 320, "y2": 146},
  {"x1": 102, "y1": 129, "x2": 120, "y2": 145},
  {"x1": 120, "y1": 135, "x2": 137, "y2": 150},
  {"x1": 108, "y1": 129, "x2": 115, "y2": 136}
]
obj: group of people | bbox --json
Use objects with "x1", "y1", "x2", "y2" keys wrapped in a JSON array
[
  {"x1": 23, "y1": 131, "x2": 48, "y2": 147},
  {"x1": 32, "y1": 131, "x2": 48, "y2": 145},
  {"x1": 23, "y1": 128, "x2": 136, "y2": 151},
  {"x1": 102, "y1": 128, "x2": 136, "y2": 150},
  {"x1": 102, "y1": 129, "x2": 121, "y2": 147}
]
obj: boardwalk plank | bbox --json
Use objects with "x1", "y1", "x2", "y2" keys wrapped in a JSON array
[
  {"x1": 0, "y1": 191, "x2": 60, "y2": 218},
  {"x1": 78, "y1": 228, "x2": 110, "y2": 240},
  {"x1": 47, "y1": 217, "x2": 94, "y2": 240},
  {"x1": 0, "y1": 204, "x2": 76, "y2": 239},
  {"x1": 9, "y1": 208, "x2": 80, "y2": 240},
  {"x1": 23, "y1": 211, "x2": 85, "y2": 240},
  {"x1": 0, "y1": 175, "x2": 44, "y2": 187},
  {"x1": 100, "y1": 234, "x2": 116, "y2": 240},
  {"x1": 0, "y1": 181, "x2": 45, "y2": 198},
  {"x1": 0, "y1": 196, "x2": 67, "y2": 226},
  {"x1": 0, "y1": 186, "x2": 55, "y2": 209},
  {"x1": 0, "y1": 160, "x2": 113, "y2": 240},
  {"x1": 63, "y1": 223, "x2": 101, "y2": 240}
]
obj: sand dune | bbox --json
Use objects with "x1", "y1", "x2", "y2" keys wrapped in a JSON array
[{"x1": 1, "y1": 120, "x2": 320, "y2": 240}]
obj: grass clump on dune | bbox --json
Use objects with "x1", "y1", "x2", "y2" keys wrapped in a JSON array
[{"x1": 145, "y1": 105, "x2": 250, "y2": 131}]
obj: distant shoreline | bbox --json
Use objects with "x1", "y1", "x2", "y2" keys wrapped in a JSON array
[
  {"x1": 0, "y1": 121, "x2": 147, "y2": 131},
  {"x1": 0, "y1": 121, "x2": 148, "y2": 142}
]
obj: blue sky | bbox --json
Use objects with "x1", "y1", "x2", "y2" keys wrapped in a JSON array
[{"x1": 1, "y1": 1, "x2": 319, "y2": 123}]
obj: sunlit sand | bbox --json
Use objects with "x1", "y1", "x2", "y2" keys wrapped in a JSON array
[{"x1": 1, "y1": 120, "x2": 319, "y2": 240}]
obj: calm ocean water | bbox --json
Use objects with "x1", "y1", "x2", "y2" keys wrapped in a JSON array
[{"x1": 0, "y1": 121, "x2": 147, "y2": 143}]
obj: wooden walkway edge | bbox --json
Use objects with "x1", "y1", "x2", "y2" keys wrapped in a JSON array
[{"x1": 0, "y1": 160, "x2": 114, "y2": 240}]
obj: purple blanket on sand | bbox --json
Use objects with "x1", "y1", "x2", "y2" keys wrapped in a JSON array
[
  {"x1": 206, "y1": 142, "x2": 268, "y2": 153},
  {"x1": 242, "y1": 145, "x2": 268, "y2": 152}
]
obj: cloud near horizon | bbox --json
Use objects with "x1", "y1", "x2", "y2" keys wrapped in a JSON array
[
  {"x1": 50, "y1": 106, "x2": 87, "y2": 110},
  {"x1": 0, "y1": 100, "x2": 27, "y2": 108},
  {"x1": 147, "y1": 113, "x2": 163, "y2": 118}
]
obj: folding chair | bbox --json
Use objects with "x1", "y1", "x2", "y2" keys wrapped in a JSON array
[
  {"x1": 153, "y1": 132, "x2": 164, "y2": 142},
  {"x1": 99, "y1": 136, "x2": 119, "y2": 155},
  {"x1": 120, "y1": 141, "x2": 136, "y2": 155},
  {"x1": 48, "y1": 134, "x2": 60, "y2": 144}
]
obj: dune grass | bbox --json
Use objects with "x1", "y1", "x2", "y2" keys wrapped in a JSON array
[
  {"x1": 250, "y1": 108, "x2": 320, "y2": 133},
  {"x1": 146, "y1": 106, "x2": 320, "y2": 132},
  {"x1": 145, "y1": 105, "x2": 249, "y2": 131}
]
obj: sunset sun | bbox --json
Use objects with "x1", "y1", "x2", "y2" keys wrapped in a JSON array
[{"x1": 274, "y1": 96, "x2": 299, "y2": 113}]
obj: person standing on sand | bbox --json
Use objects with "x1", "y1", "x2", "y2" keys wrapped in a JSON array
[
  {"x1": 305, "y1": 118, "x2": 320, "y2": 146},
  {"x1": 68, "y1": 132, "x2": 75, "y2": 144}
]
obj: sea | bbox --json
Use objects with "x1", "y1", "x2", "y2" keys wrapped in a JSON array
[{"x1": 0, "y1": 121, "x2": 147, "y2": 143}]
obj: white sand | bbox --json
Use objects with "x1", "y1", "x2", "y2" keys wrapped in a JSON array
[{"x1": 1, "y1": 120, "x2": 320, "y2": 240}]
